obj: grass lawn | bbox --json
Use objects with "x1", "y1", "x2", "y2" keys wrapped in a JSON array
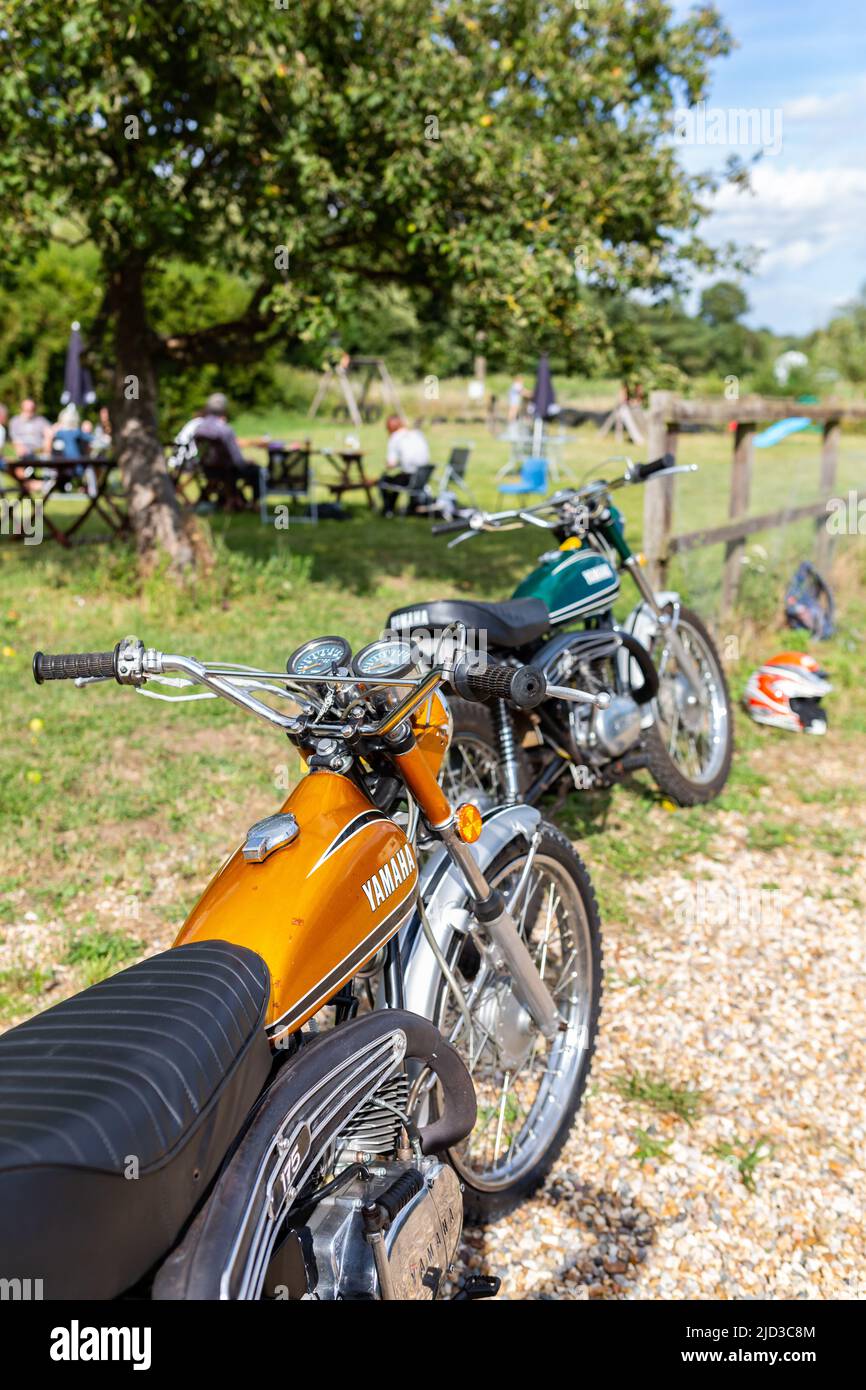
[{"x1": 1, "y1": 415, "x2": 865, "y2": 1027}]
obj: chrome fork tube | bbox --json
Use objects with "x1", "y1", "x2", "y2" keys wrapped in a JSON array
[
  {"x1": 623, "y1": 557, "x2": 703, "y2": 691},
  {"x1": 439, "y1": 825, "x2": 562, "y2": 1041}
]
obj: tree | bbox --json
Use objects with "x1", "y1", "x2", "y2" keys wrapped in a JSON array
[
  {"x1": 699, "y1": 280, "x2": 749, "y2": 327},
  {"x1": 0, "y1": 1, "x2": 735, "y2": 570}
]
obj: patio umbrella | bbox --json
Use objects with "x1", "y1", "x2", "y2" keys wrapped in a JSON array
[
  {"x1": 60, "y1": 321, "x2": 96, "y2": 409},
  {"x1": 531, "y1": 352, "x2": 556, "y2": 455}
]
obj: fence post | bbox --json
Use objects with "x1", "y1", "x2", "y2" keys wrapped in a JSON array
[
  {"x1": 643, "y1": 391, "x2": 678, "y2": 587},
  {"x1": 815, "y1": 418, "x2": 840, "y2": 573},
  {"x1": 720, "y1": 421, "x2": 755, "y2": 616}
]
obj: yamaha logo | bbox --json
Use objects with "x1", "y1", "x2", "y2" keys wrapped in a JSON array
[{"x1": 361, "y1": 844, "x2": 416, "y2": 910}]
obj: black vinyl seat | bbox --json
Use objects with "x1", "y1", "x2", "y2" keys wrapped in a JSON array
[
  {"x1": 389, "y1": 597, "x2": 550, "y2": 651},
  {"x1": 0, "y1": 940, "x2": 271, "y2": 1300}
]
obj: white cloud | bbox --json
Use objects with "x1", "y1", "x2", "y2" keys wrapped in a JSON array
[{"x1": 757, "y1": 237, "x2": 823, "y2": 272}]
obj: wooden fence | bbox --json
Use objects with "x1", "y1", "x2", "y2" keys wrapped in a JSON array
[{"x1": 642, "y1": 391, "x2": 866, "y2": 614}]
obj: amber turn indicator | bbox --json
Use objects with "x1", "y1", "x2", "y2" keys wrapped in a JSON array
[{"x1": 455, "y1": 802, "x2": 483, "y2": 843}]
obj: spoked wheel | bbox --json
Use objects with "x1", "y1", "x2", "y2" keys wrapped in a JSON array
[
  {"x1": 643, "y1": 604, "x2": 733, "y2": 805},
  {"x1": 433, "y1": 823, "x2": 602, "y2": 1222},
  {"x1": 439, "y1": 698, "x2": 528, "y2": 812}
]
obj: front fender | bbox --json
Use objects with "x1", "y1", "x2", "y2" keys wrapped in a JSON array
[
  {"x1": 399, "y1": 804, "x2": 542, "y2": 1023},
  {"x1": 619, "y1": 590, "x2": 680, "y2": 727}
]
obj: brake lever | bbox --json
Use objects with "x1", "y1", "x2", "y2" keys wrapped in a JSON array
[{"x1": 545, "y1": 683, "x2": 611, "y2": 709}]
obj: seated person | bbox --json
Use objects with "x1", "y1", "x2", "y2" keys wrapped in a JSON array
[
  {"x1": 193, "y1": 393, "x2": 264, "y2": 502},
  {"x1": 8, "y1": 397, "x2": 52, "y2": 491},
  {"x1": 86, "y1": 406, "x2": 113, "y2": 458},
  {"x1": 379, "y1": 415, "x2": 430, "y2": 516},
  {"x1": 51, "y1": 404, "x2": 90, "y2": 461}
]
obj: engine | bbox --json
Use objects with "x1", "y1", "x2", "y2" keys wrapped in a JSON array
[
  {"x1": 586, "y1": 692, "x2": 642, "y2": 758},
  {"x1": 550, "y1": 645, "x2": 642, "y2": 762},
  {"x1": 293, "y1": 1072, "x2": 463, "y2": 1300},
  {"x1": 305, "y1": 1156, "x2": 462, "y2": 1300}
]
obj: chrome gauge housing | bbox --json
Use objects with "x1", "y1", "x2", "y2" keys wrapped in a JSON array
[
  {"x1": 287, "y1": 635, "x2": 352, "y2": 679},
  {"x1": 352, "y1": 638, "x2": 419, "y2": 682}
]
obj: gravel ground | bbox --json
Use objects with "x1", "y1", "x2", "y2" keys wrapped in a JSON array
[{"x1": 461, "y1": 800, "x2": 866, "y2": 1300}]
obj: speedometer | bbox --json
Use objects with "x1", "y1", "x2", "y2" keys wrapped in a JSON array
[
  {"x1": 352, "y1": 638, "x2": 418, "y2": 680},
  {"x1": 287, "y1": 636, "x2": 352, "y2": 678}
]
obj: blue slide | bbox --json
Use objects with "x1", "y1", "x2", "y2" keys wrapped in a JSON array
[{"x1": 754, "y1": 417, "x2": 812, "y2": 448}]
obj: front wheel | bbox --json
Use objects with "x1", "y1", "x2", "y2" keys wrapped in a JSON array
[
  {"x1": 433, "y1": 822, "x2": 603, "y2": 1222},
  {"x1": 643, "y1": 604, "x2": 733, "y2": 806}
]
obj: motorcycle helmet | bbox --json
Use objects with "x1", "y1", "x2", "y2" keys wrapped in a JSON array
[{"x1": 743, "y1": 651, "x2": 832, "y2": 735}]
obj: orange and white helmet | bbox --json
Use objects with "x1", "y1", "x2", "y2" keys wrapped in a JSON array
[{"x1": 743, "y1": 652, "x2": 832, "y2": 735}]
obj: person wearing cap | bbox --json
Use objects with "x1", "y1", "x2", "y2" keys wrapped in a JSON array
[{"x1": 192, "y1": 392, "x2": 264, "y2": 502}]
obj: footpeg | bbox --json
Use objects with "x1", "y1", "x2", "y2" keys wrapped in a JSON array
[{"x1": 452, "y1": 1273, "x2": 501, "y2": 1300}]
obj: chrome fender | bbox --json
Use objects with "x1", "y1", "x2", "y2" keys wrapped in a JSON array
[
  {"x1": 399, "y1": 804, "x2": 542, "y2": 1023},
  {"x1": 618, "y1": 590, "x2": 680, "y2": 728}
]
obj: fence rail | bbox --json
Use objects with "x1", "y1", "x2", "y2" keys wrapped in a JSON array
[{"x1": 642, "y1": 391, "x2": 866, "y2": 614}]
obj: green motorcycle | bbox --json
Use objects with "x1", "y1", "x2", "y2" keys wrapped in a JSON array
[{"x1": 388, "y1": 455, "x2": 733, "y2": 809}]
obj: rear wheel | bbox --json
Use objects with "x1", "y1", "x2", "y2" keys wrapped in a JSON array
[
  {"x1": 440, "y1": 698, "x2": 529, "y2": 811},
  {"x1": 432, "y1": 823, "x2": 603, "y2": 1222},
  {"x1": 644, "y1": 605, "x2": 733, "y2": 805}
]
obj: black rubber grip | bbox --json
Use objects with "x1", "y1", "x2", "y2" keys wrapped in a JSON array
[
  {"x1": 33, "y1": 649, "x2": 117, "y2": 684},
  {"x1": 452, "y1": 658, "x2": 547, "y2": 710},
  {"x1": 431, "y1": 518, "x2": 471, "y2": 535},
  {"x1": 632, "y1": 453, "x2": 674, "y2": 482}
]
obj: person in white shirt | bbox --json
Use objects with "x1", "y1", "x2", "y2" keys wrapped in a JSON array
[{"x1": 380, "y1": 415, "x2": 430, "y2": 516}]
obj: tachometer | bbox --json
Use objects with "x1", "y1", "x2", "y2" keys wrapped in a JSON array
[
  {"x1": 287, "y1": 636, "x2": 352, "y2": 678},
  {"x1": 352, "y1": 638, "x2": 418, "y2": 681}
]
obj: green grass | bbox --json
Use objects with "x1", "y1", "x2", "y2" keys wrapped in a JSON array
[
  {"x1": 632, "y1": 1128, "x2": 673, "y2": 1164},
  {"x1": 710, "y1": 1136, "x2": 774, "y2": 1193},
  {"x1": 64, "y1": 929, "x2": 144, "y2": 985},
  {"x1": 613, "y1": 1071, "x2": 705, "y2": 1126}
]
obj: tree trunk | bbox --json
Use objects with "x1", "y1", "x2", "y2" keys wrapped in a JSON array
[{"x1": 108, "y1": 260, "x2": 194, "y2": 574}]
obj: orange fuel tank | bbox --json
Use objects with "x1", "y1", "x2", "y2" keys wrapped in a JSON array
[{"x1": 174, "y1": 771, "x2": 418, "y2": 1040}]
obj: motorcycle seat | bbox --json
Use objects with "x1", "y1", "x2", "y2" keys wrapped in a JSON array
[
  {"x1": 0, "y1": 940, "x2": 271, "y2": 1300},
  {"x1": 389, "y1": 597, "x2": 550, "y2": 651}
]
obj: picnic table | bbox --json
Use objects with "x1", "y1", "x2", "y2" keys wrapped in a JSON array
[
  {"x1": 316, "y1": 446, "x2": 378, "y2": 509},
  {"x1": 0, "y1": 457, "x2": 128, "y2": 545}
]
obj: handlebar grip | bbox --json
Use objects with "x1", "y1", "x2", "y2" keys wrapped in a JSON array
[
  {"x1": 632, "y1": 453, "x2": 675, "y2": 482},
  {"x1": 431, "y1": 518, "x2": 471, "y2": 535},
  {"x1": 451, "y1": 659, "x2": 547, "y2": 711},
  {"x1": 33, "y1": 649, "x2": 117, "y2": 684}
]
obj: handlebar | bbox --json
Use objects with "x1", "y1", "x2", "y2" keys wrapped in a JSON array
[
  {"x1": 451, "y1": 659, "x2": 547, "y2": 711},
  {"x1": 430, "y1": 518, "x2": 473, "y2": 537},
  {"x1": 626, "y1": 453, "x2": 675, "y2": 483},
  {"x1": 33, "y1": 649, "x2": 117, "y2": 683}
]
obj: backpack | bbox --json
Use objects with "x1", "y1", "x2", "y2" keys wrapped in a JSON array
[{"x1": 784, "y1": 561, "x2": 834, "y2": 640}]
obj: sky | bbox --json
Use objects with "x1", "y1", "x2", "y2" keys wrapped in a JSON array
[{"x1": 672, "y1": 0, "x2": 866, "y2": 334}]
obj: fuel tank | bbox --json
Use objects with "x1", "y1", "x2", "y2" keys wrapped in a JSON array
[
  {"x1": 174, "y1": 771, "x2": 418, "y2": 1040},
  {"x1": 513, "y1": 542, "x2": 619, "y2": 625}
]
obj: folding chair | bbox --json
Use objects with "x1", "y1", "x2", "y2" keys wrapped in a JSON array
[
  {"x1": 259, "y1": 442, "x2": 318, "y2": 524},
  {"x1": 439, "y1": 445, "x2": 476, "y2": 503},
  {"x1": 189, "y1": 437, "x2": 251, "y2": 512},
  {"x1": 380, "y1": 463, "x2": 435, "y2": 516}
]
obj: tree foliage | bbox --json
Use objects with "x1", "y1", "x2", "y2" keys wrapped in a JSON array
[{"x1": 0, "y1": 0, "x2": 738, "y2": 563}]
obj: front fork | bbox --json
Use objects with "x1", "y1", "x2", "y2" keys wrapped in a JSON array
[
  {"x1": 387, "y1": 729, "x2": 562, "y2": 1042},
  {"x1": 623, "y1": 556, "x2": 703, "y2": 692}
]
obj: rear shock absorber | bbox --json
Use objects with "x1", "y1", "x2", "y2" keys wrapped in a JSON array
[{"x1": 493, "y1": 698, "x2": 520, "y2": 805}]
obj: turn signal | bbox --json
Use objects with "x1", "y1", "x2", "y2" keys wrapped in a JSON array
[
  {"x1": 559, "y1": 536, "x2": 582, "y2": 551},
  {"x1": 455, "y1": 802, "x2": 483, "y2": 843}
]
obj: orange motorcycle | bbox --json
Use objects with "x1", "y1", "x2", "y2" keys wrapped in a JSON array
[{"x1": 0, "y1": 632, "x2": 602, "y2": 1300}]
